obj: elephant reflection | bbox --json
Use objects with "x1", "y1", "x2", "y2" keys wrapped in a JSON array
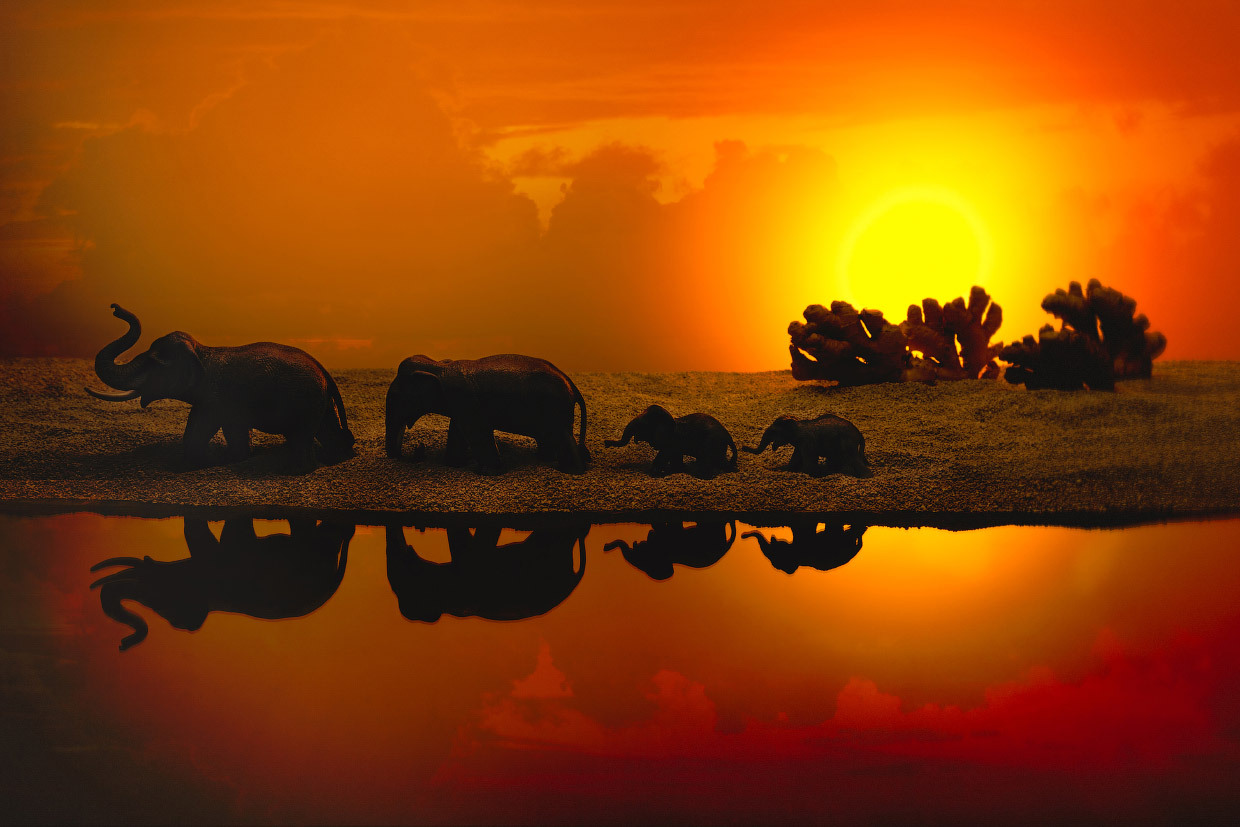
[
  {"x1": 743, "y1": 521, "x2": 866, "y2": 574},
  {"x1": 91, "y1": 517, "x2": 353, "y2": 650},
  {"x1": 386, "y1": 523, "x2": 588, "y2": 622},
  {"x1": 603, "y1": 520, "x2": 736, "y2": 580}
]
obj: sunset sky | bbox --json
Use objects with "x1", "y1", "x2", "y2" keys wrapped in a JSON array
[{"x1": 2, "y1": 1, "x2": 1239, "y2": 371}]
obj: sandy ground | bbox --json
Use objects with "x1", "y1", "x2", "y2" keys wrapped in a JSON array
[{"x1": 1, "y1": 358, "x2": 1237, "y2": 525}]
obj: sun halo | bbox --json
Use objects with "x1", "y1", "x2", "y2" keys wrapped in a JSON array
[{"x1": 838, "y1": 187, "x2": 994, "y2": 316}]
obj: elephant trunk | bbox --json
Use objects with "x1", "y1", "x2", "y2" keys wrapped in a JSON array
[
  {"x1": 92, "y1": 304, "x2": 147, "y2": 392},
  {"x1": 741, "y1": 434, "x2": 771, "y2": 454},
  {"x1": 603, "y1": 539, "x2": 630, "y2": 553},
  {"x1": 98, "y1": 582, "x2": 149, "y2": 651},
  {"x1": 740, "y1": 529, "x2": 770, "y2": 552},
  {"x1": 604, "y1": 420, "x2": 638, "y2": 448}
]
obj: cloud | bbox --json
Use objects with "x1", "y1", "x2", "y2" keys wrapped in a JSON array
[
  {"x1": 1061, "y1": 129, "x2": 1240, "y2": 357},
  {"x1": 2, "y1": 32, "x2": 849, "y2": 372},
  {"x1": 460, "y1": 629, "x2": 1232, "y2": 769},
  {"x1": 8, "y1": 18, "x2": 1237, "y2": 370},
  {"x1": 1, "y1": 30, "x2": 542, "y2": 365},
  {"x1": 433, "y1": 628, "x2": 1240, "y2": 822}
]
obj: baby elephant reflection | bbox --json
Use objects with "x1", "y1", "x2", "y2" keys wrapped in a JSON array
[
  {"x1": 603, "y1": 520, "x2": 736, "y2": 580},
  {"x1": 91, "y1": 517, "x2": 354, "y2": 650},
  {"x1": 386, "y1": 523, "x2": 588, "y2": 622},
  {"x1": 743, "y1": 521, "x2": 866, "y2": 574}
]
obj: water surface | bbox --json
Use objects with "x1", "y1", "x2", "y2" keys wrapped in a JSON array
[{"x1": 2, "y1": 514, "x2": 1238, "y2": 824}]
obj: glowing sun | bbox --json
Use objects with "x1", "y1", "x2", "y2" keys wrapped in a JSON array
[{"x1": 839, "y1": 187, "x2": 993, "y2": 313}]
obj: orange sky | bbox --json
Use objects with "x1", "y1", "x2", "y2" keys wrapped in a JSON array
[{"x1": 2, "y1": 1, "x2": 1239, "y2": 370}]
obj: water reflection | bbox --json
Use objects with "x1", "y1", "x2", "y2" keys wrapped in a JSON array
[
  {"x1": 4, "y1": 513, "x2": 1239, "y2": 824},
  {"x1": 743, "y1": 520, "x2": 866, "y2": 574},
  {"x1": 603, "y1": 519, "x2": 736, "y2": 580},
  {"x1": 386, "y1": 523, "x2": 589, "y2": 622},
  {"x1": 90, "y1": 517, "x2": 353, "y2": 650},
  {"x1": 87, "y1": 516, "x2": 867, "y2": 646}
]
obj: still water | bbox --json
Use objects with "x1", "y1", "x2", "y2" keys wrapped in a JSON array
[{"x1": 2, "y1": 514, "x2": 1239, "y2": 825}]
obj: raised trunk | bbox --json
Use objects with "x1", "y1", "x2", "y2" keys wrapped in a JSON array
[
  {"x1": 93, "y1": 304, "x2": 146, "y2": 390},
  {"x1": 97, "y1": 582, "x2": 149, "y2": 651}
]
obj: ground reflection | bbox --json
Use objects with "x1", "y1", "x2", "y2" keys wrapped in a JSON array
[{"x1": 2, "y1": 513, "x2": 1239, "y2": 825}]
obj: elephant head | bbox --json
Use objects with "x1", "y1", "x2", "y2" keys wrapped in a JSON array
[
  {"x1": 91, "y1": 556, "x2": 211, "y2": 650},
  {"x1": 604, "y1": 405, "x2": 676, "y2": 449},
  {"x1": 385, "y1": 356, "x2": 452, "y2": 458},
  {"x1": 742, "y1": 415, "x2": 799, "y2": 454},
  {"x1": 92, "y1": 518, "x2": 353, "y2": 650},
  {"x1": 86, "y1": 304, "x2": 205, "y2": 408},
  {"x1": 742, "y1": 522, "x2": 867, "y2": 574},
  {"x1": 604, "y1": 520, "x2": 736, "y2": 580}
]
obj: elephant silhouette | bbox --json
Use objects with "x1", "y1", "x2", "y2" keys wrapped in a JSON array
[
  {"x1": 91, "y1": 517, "x2": 354, "y2": 650},
  {"x1": 603, "y1": 520, "x2": 736, "y2": 580},
  {"x1": 742, "y1": 520, "x2": 866, "y2": 574},
  {"x1": 87, "y1": 304, "x2": 354, "y2": 470},
  {"x1": 385, "y1": 522, "x2": 588, "y2": 622}
]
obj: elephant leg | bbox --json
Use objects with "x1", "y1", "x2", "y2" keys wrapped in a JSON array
[
  {"x1": 183, "y1": 407, "x2": 221, "y2": 468},
  {"x1": 693, "y1": 458, "x2": 720, "y2": 480},
  {"x1": 469, "y1": 525, "x2": 503, "y2": 555},
  {"x1": 471, "y1": 429, "x2": 502, "y2": 475},
  {"x1": 552, "y1": 429, "x2": 585, "y2": 473},
  {"x1": 220, "y1": 518, "x2": 259, "y2": 547},
  {"x1": 536, "y1": 436, "x2": 557, "y2": 460},
  {"x1": 698, "y1": 445, "x2": 727, "y2": 478},
  {"x1": 183, "y1": 518, "x2": 219, "y2": 556},
  {"x1": 787, "y1": 446, "x2": 806, "y2": 472},
  {"x1": 282, "y1": 425, "x2": 318, "y2": 474},
  {"x1": 221, "y1": 422, "x2": 251, "y2": 462},
  {"x1": 444, "y1": 419, "x2": 470, "y2": 467},
  {"x1": 651, "y1": 449, "x2": 680, "y2": 477}
]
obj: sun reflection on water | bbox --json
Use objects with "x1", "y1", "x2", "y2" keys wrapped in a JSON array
[{"x1": 2, "y1": 514, "x2": 1238, "y2": 824}]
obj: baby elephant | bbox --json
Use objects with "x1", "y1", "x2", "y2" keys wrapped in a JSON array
[
  {"x1": 743, "y1": 413, "x2": 871, "y2": 477},
  {"x1": 605, "y1": 404, "x2": 737, "y2": 478}
]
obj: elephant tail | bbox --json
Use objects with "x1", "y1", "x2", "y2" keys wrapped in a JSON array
[
  {"x1": 323, "y1": 374, "x2": 356, "y2": 460},
  {"x1": 852, "y1": 432, "x2": 872, "y2": 478},
  {"x1": 727, "y1": 436, "x2": 738, "y2": 467},
  {"x1": 567, "y1": 376, "x2": 590, "y2": 466}
]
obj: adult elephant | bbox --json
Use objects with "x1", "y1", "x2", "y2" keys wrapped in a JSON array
[
  {"x1": 385, "y1": 354, "x2": 589, "y2": 474},
  {"x1": 86, "y1": 304, "x2": 354, "y2": 470},
  {"x1": 91, "y1": 517, "x2": 354, "y2": 651},
  {"x1": 385, "y1": 522, "x2": 589, "y2": 622}
]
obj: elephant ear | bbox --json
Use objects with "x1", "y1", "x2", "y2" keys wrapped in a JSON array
[
  {"x1": 147, "y1": 334, "x2": 205, "y2": 401},
  {"x1": 408, "y1": 370, "x2": 449, "y2": 409}
]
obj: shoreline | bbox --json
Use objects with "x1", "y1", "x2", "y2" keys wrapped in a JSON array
[
  {"x1": 1, "y1": 497, "x2": 1237, "y2": 530},
  {"x1": 3, "y1": 358, "x2": 1239, "y2": 522}
]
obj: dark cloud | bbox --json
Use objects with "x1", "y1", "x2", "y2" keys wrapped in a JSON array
[
  {"x1": 1, "y1": 31, "x2": 542, "y2": 366},
  {"x1": 0, "y1": 27, "x2": 847, "y2": 372}
]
